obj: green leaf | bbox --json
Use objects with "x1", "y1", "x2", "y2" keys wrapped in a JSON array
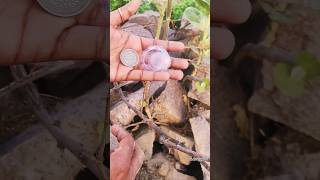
[
  {"x1": 194, "y1": 0, "x2": 210, "y2": 14},
  {"x1": 273, "y1": 63, "x2": 305, "y2": 97},
  {"x1": 171, "y1": 0, "x2": 196, "y2": 22},
  {"x1": 195, "y1": 77, "x2": 210, "y2": 92},
  {"x1": 296, "y1": 51, "x2": 320, "y2": 80},
  {"x1": 182, "y1": 7, "x2": 208, "y2": 31},
  {"x1": 183, "y1": 7, "x2": 202, "y2": 24}
]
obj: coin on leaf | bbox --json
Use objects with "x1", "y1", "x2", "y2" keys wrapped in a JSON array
[
  {"x1": 37, "y1": 0, "x2": 91, "y2": 17},
  {"x1": 120, "y1": 48, "x2": 139, "y2": 68}
]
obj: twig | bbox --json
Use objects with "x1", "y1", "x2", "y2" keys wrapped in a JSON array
[
  {"x1": 10, "y1": 65, "x2": 108, "y2": 180},
  {"x1": 117, "y1": 88, "x2": 210, "y2": 163},
  {"x1": 124, "y1": 121, "x2": 146, "y2": 129},
  {"x1": 0, "y1": 62, "x2": 73, "y2": 98},
  {"x1": 162, "y1": 0, "x2": 173, "y2": 40},
  {"x1": 159, "y1": 136, "x2": 210, "y2": 170},
  {"x1": 233, "y1": 43, "x2": 296, "y2": 68},
  {"x1": 110, "y1": 81, "x2": 137, "y2": 92}
]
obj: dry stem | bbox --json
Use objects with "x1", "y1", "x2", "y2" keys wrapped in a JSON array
[
  {"x1": 117, "y1": 88, "x2": 210, "y2": 167},
  {"x1": 10, "y1": 65, "x2": 108, "y2": 180}
]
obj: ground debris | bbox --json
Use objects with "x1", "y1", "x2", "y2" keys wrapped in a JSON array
[
  {"x1": 151, "y1": 80, "x2": 187, "y2": 124},
  {"x1": 248, "y1": 78, "x2": 320, "y2": 141},
  {"x1": 189, "y1": 116, "x2": 210, "y2": 180},
  {"x1": 110, "y1": 81, "x2": 165, "y2": 126},
  {"x1": 135, "y1": 128, "x2": 156, "y2": 161},
  {"x1": 160, "y1": 126, "x2": 194, "y2": 165}
]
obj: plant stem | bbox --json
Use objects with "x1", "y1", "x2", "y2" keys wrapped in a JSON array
[
  {"x1": 155, "y1": 7, "x2": 165, "y2": 39},
  {"x1": 117, "y1": 88, "x2": 210, "y2": 163},
  {"x1": 162, "y1": 0, "x2": 173, "y2": 40}
]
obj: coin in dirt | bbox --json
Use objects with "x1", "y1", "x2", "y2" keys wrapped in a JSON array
[
  {"x1": 37, "y1": 0, "x2": 91, "y2": 17},
  {"x1": 120, "y1": 49, "x2": 139, "y2": 68}
]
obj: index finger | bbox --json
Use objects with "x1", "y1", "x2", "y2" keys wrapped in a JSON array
[{"x1": 140, "y1": 37, "x2": 185, "y2": 52}]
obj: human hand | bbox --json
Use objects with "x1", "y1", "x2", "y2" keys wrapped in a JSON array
[
  {"x1": 110, "y1": 125, "x2": 144, "y2": 180},
  {"x1": 0, "y1": 0, "x2": 107, "y2": 65},
  {"x1": 213, "y1": 0, "x2": 251, "y2": 59},
  {"x1": 110, "y1": 0, "x2": 189, "y2": 82}
]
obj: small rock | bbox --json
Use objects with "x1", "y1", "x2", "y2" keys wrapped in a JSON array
[
  {"x1": 160, "y1": 126, "x2": 194, "y2": 165},
  {"x1": 199, "y1": 110, "x2": 210, "y2": 121},
  {"x1": 151, "y1": 80, "x2": 188, "y2": 124},
  {"x1": 135, "y1": 128, "x2": 156, "y2": 160},
  {"x1": 158, "y1": 161, "x2": 170, "y2": 176},
  {"x1": 146, "y1": 153, "x2": 172, "y2": 173},
  {"x1": 189, "y1": 116, "x2": 210, "y2": 180},
  {"x1": 175, "y1": 162, "x2": 186, "y2": 172},
  {"x1": 110, "y1": 81, "x2": 166, "y2": 126},
  {"x1": 165, "y1": 168, "x2": 196, "y2": 180},
  {"x1": 121, "y1": 22, "x2": 153, "y2": 38},
  {"x1": 128, "y1": 11, "x2": 159, "y2": 36}
]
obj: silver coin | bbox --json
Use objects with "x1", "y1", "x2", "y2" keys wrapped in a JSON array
[
  {"x1": 120, "y1": 49, "x2": 139, "y2": 68},
  {"x1": 37, "y1": 0, "x2": 91, "y2": 17}
]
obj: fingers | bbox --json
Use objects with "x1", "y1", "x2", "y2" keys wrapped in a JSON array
[
  {"x1": 50, "y1": 26, "x2": 106, "y2": 61},
  {"x1": 125, "y1": 70, "x2": 170, "y2": 81},
  {"x1": 213, "y1": 0, "x2": 251, "y2": 24},
  {"x1": 171, "y1": 58, "x2": 189, "y2": 69},
  {"x1": 212, "y1": 27, "x2": 235, "y2": 59},
  {"x1": 140, "y1": 37, "x2": 185, "y2": 52},
  {"x1": 114, "y1": 68, "x2": 184, "y2": 81},
  {"x1": 168, "y1": 69, "x2": 184, "y2": 80},
  {"x1": 111, "y1": 125, "x2": 135, "y2": 167},
  {"x1": 111, "y1": 125, "x2": 135, "y2": 149},
  {"x1": 110, "y1": 0, "x2": 141, "y2": 26}
]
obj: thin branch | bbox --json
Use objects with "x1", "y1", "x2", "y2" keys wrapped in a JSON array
[
  {"x1": 110, "y1": 81, "x2": 137, "y2": 92},
  {"x1": 0, "y1": 62, "x2": 73, "y2": 98},
  {"x1": 10, "y1": 65, "x2": 108, "y2": 180},
  {"x1": 117, "y1": 88, "x2": 210, "y2": 164}
]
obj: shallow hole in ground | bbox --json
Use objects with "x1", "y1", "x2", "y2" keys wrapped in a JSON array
[{"x1": 184, "y1": 161, "x2": 204, "y2": 180}]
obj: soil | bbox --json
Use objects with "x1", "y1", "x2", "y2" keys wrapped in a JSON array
[
  {"x1": 0, "y1": 62, "x2": 106, "y2": 145},
  {"x1": 214, "y1": 0, "x2": 320, "y2": 179}
]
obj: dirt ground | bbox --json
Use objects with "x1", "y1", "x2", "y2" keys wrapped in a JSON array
[{"x1": 214, "y1": 0, "x2": 320, "y2": 179}]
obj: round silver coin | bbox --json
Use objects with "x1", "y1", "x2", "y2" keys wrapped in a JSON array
[
  {"x1": 37, "y1": 0, "x2": 91, "y2": 17},
  {"x1": 120, "y1": 49, "x2": 139, "y2": 68}
]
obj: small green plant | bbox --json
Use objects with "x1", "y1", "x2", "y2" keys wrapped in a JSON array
[
  {"x1": 195, "y1": 77, "x2": 210, "y2": 92},
  {"x1": 273, "y1": 52, "x2": 320, "y2": 97},
  {"x1": 138, "y1": 1, "x2": 157, "y2": 13},
  {"x1": 110, "y1": 0, "x2": 130, "y2": 11},
  {"x1": 171, "y1": 0, "x2": 196, "y2": 21},
  {"x1": 181, "y1": 0, "x2": 210, "y2": 92}
]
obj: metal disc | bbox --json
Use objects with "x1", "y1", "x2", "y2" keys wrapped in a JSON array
[
  {"x1": 120, "y1": 49, "x2": 139, "y2": 68},
  {"x1": 37, "y1": 0, "x2": 91, "y2": 17}
]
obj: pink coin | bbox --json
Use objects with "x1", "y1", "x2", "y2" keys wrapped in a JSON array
[{"x1": 140, "y1": 46, "x2": 172, "y2": 72}]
